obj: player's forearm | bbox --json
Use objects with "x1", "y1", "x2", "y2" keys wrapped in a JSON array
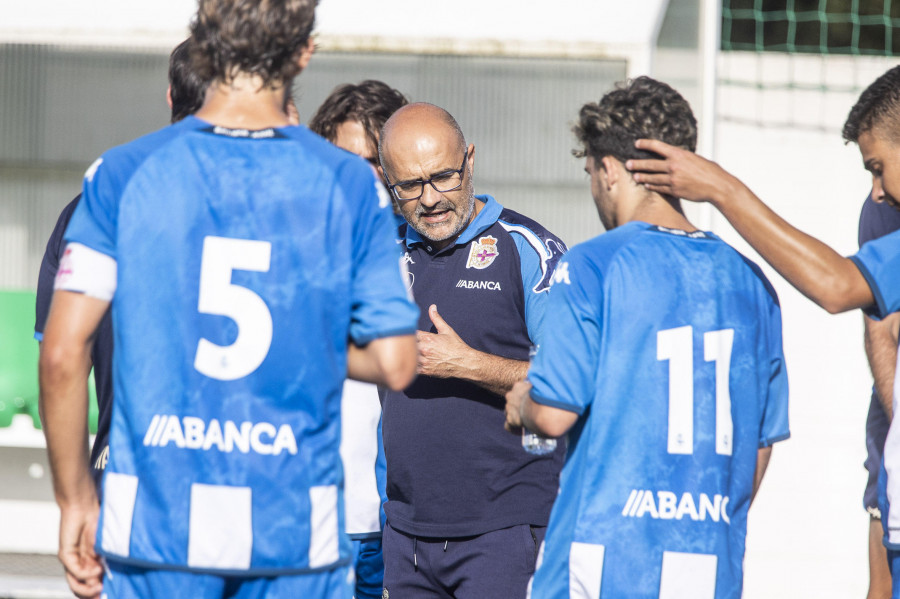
[
  {"x1": 712, "y1": 183, "x2": 873, "y2": 314},
  {"x1": 521, "y1": 394, "x2": 577, "y2": 438},
  {"x1": 39, "y1": 339, "x2": 96, "y2": 509},
  {"x1": 348, "y1": 334, "x2": 418, "y2": 391},
  {"x1": 454, "y1": 351, "x2": 529, "y2": 396},
  {"x1": 629, "y1": 141, "x2": 873, "y2": 313},
  {"x1": 865, "y1": 314, "x2": 899, "y2": 420},
  {"x1": 751, "y1": 446, "x2": 773, "y2": 504}
]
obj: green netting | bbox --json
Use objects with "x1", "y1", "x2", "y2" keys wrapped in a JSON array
[{"x1": 723, "y1": 0, "x2": 900, "y2": 55}]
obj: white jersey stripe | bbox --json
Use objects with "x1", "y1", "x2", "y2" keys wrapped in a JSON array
[
  {"x1": 659, "y1": 551, "x2": 717, "y2": 599},
  {"x1": 187, "y1": 483, "x2": 252, "y2": 570},
  {"x1": 101, "y1": 473, "x2": 139, "y2": 557},
  {"x1": 309, "y1": 485, "x2": 339, "y2": 568},
  {"x1": 339, "y1": 380, "x2": 382, "y2": 536},
  {"x1": 887, "y1": 354, "x2": 900, "y2": 546},
  {"x1": 569, "y1": 541, "x2": 605, "y2": 598}
]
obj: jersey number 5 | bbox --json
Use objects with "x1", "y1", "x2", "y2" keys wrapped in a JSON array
[
  {"x1": 657, "y1": 325, "x2": 734, "y2": 456},
  {"x1": 194, "y1": 236, "x2": 273, "y2": 381}
]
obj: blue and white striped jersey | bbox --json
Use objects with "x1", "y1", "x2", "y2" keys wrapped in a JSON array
[
  {"x1": 64, "y1": 116, "x2": 418, "y2": 575},
  {"x1": 528, "y1": 222, "x2": 789, "y2": 599}
]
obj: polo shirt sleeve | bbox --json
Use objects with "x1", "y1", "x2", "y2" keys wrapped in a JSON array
[
  {"x1": 344, "y1": 162, "x2": 419, "y2": 345},
  {"x1": 759, "y1": 282, "x2": 790, "y2": 448},
  {"x1": 527, "y1": 248, "x2": 602, "y2": 415},
  {"x1": 35, "y1": 196, "x2": 80, "y2": 341},
  {"x1": 849, "y1": 229, "x2": 900, "y2": 320},
  {"x1": 511, "y1": 232, "x2": 566, "y2": 347}
]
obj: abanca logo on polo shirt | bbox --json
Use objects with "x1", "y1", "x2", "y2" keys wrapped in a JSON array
[{"x1": 455, "y1": 279, "x2": 502, "y2": 290}]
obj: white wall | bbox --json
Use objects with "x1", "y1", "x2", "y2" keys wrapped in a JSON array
[
  {"x1": 714, "y1": 51, "x2": 894, "y2": 598},
  {"x1": 1, "y1": 0, "x2": 667, "y2": 70}
]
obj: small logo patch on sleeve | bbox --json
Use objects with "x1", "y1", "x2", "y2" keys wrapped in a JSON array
[{"x1": 551, "y1": 261, "x2": 571, "y2": 286}]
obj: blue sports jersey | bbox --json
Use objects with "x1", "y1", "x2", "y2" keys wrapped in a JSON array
[
  {"x1": 852, "y1": 229, "x2": 900, "y2": 321},
  {"x1": 527, "y1": 222, "x2": 789, "y2": 599},
  {"x1": 857, "y1": 193, "x2": 900, "y2": 514},
  {"x1": 64, "y1": 116, "x2": 418, "y2": 575},
  {"x1": 852, "y1": 228, "x2": 900, "y2": 554}
]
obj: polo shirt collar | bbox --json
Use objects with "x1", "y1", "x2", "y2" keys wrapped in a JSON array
[{"x1": 404, "y1": 195, "x2": 502, "y2": 249}]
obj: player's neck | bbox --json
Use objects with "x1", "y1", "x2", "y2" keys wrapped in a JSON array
[
  {"x1": 621, "y1": 192, "x2": 698, "y2": 233},
  {"x1": 195, "y1": 74, "x2": 292, "y2": 130}
]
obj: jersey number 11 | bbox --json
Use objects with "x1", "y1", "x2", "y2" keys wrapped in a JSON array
[{"x1": 657, "y1": 326, "x2": 734, "y2": 457}]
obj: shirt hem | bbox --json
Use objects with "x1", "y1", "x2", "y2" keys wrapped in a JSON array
[
  {"x1": 353, "y1": 325, "x2": 417, "y2": 347},
  {"x1": 759, "y1": 431, "x2": 790, "y2": 448},
  {"x1": 348, "y1": 531, "x2": 382, "y2": 541},
  {"x1": 529, "y1": 391, "x2": 584, "y2": 415},
  {"x1": 849, "y1": 254, "x2": 889, "y2": 318},
  {"x1": 96, "y1": 552, "x2": 352, "y2": 577},
  {"x1": 385, "y1": 513, "x2": 550, "y2": 538}
]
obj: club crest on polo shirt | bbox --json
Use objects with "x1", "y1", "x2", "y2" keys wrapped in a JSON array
[{"x1": 466, "y1": 235, "x2": 499, "y2": 269}]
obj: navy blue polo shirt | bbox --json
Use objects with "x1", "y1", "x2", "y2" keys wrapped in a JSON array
[
  {"x1": 35, "y1": 194, "x2": 113, "y2": 493},
  {"x1": 382, "y1": 195, "x2": 567, "y2": 538}
]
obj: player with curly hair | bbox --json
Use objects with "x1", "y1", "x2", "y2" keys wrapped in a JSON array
[
  {"x1": 39, "y1": 1, "x2": 418, "y2": 598},
  {"x1": 309, "y1": 80, "x2": 408, "y2": 175},
  {"x1": 628, "y1": 63, "x2": 900, "y2": 598},
  {"x1": 505, "y1": 76, "x2": 790, "y2": 598}
]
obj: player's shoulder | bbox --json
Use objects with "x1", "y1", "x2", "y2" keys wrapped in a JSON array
[
  {"x1": 282, "y1": 125, "x2": 374, "y2": 175},
  {"x1": 88, "y1": 117, "x2": 205, "y2": 185},
  {"x1": 54, "y1": 195, "x2": 82, "y2": 235},
  {"x1": 496, "y1": 206, "x2": 567, "y2": 250},
  {"x1": 705, "y1": 234, "x2": 781, "y2": 306},
  {"x1": 566, "y1": 221, "x2": 651, "y2": 266},
  {"x1": 282, "y1": 125, "x2": 381, "y2": 202}
]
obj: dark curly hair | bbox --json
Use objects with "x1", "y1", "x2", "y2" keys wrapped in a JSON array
[
  {"x1": 309, "y1": 80, "x2": 408, "y2": 152},
  {"x1": 573, "y1": 76, "x2": 697, "y2": 162},
  {"x1": 168, "y1": 39, "x2": 209, "y2": 123},
  {"x1": 843, "y1": 65, "x2": 900, "y2": 144},
  {"x1": 189, "y1": 0, "x2": 318, "y2": 88}
]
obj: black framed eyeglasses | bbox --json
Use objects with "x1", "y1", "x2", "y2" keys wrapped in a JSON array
[{"x1": 386, "y1": 149, "x2": 468, "y2": 201}]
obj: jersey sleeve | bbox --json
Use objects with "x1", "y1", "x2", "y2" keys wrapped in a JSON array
[
  {"x1": 759, "y1": 285, "x2": 790, "y2": 447},
  {"x1": 344, "y1": 161, "x2": 419, "y2": 345},
  {"x1": 849, "y1": 229, "x2": 900, "y2": 320},
  {"x1": 527, "y1": 249, "x2": 602, "y2": 415},
  {"x1": 35, "y1": 196, "x2": 81, "y2": 340},
  {"x1": 64, "y1": 157, "x2": 119, "y2": 260}
]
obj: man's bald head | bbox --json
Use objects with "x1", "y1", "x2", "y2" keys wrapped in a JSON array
[
  {"x1": 379, "y1": 103, "x2": 466, "y2": 169},
  {"x1": 379, "y1": 103, "x2": 478, "y2": 249}
]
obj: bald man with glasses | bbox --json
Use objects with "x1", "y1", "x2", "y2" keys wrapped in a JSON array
[{"x1": 377, "y1": 102, "x2": 568, "y2": 599}]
